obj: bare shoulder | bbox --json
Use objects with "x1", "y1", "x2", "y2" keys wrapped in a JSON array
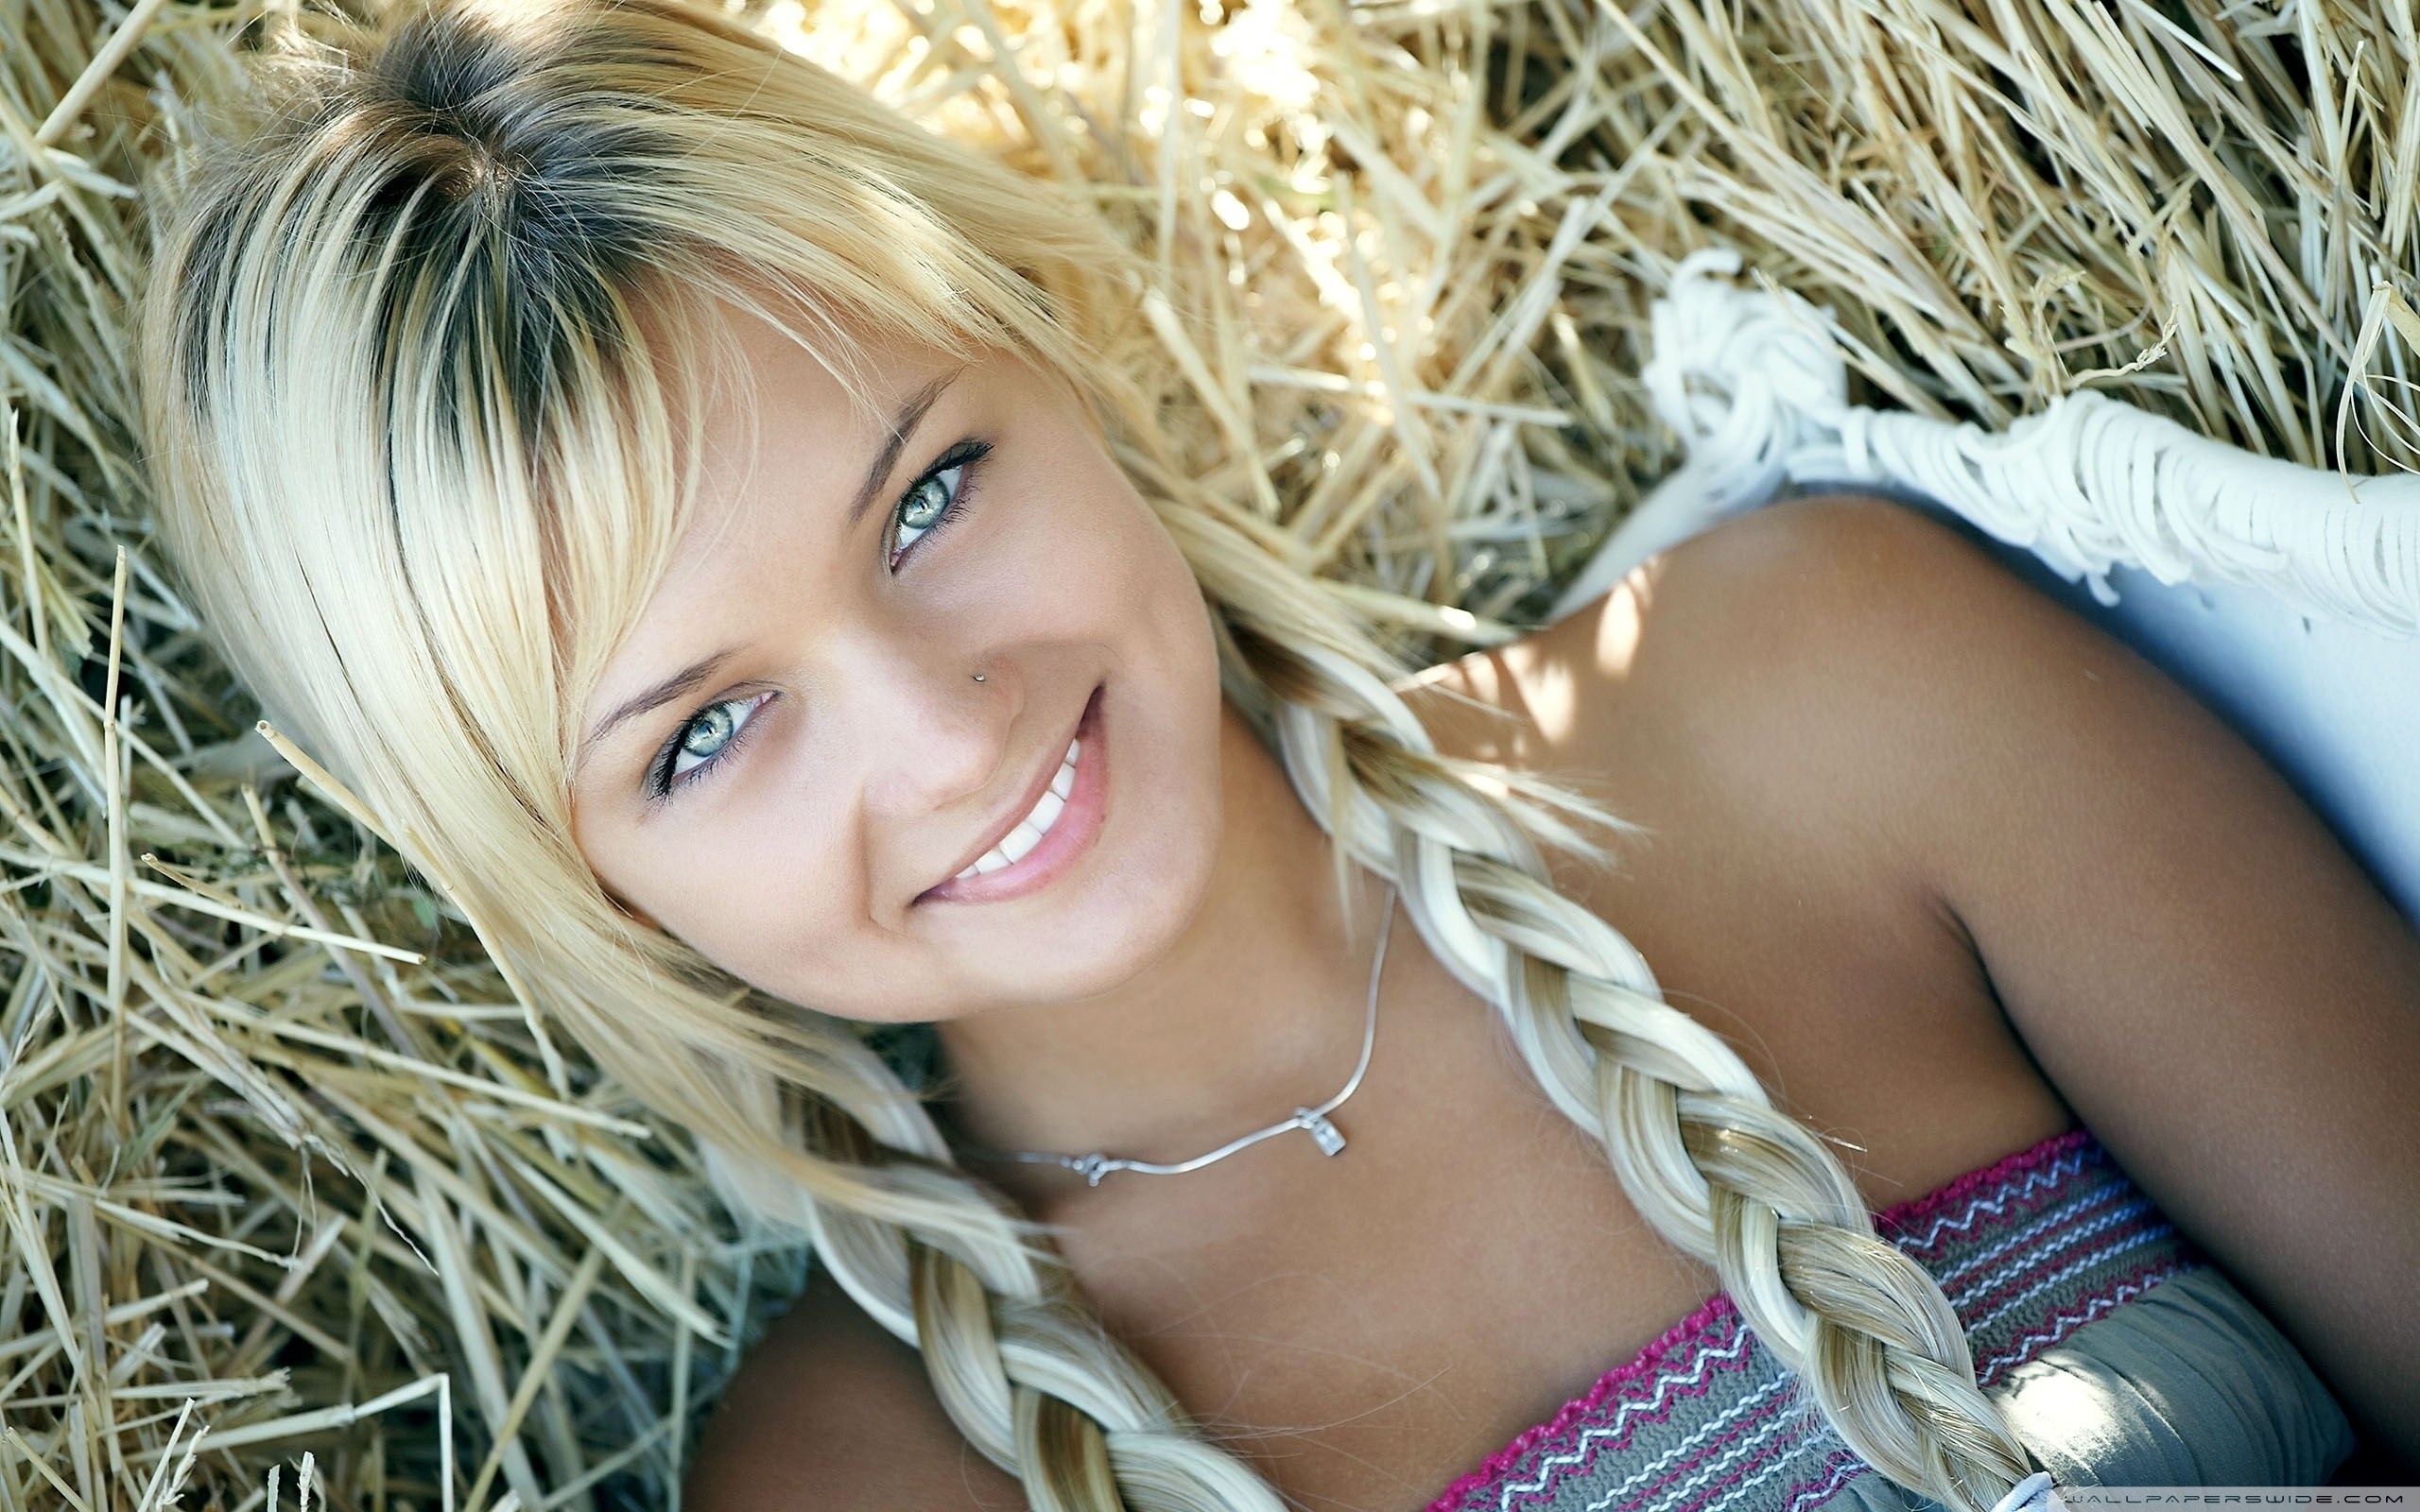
[
  {"x1": 1414, "y1": 493, "x2": 2058, "y2": 808},
  {"x1": 1409, "y1": 495, "x2": 2083, "y2": 1195},
  {"x1": 1424, "y1": 494, "x2": 2420, "y2": 1450},
  {"x1": 685, "y1": 1274, "x2": 1026, "y2": 1512},
  {"x1": 1410, "y1": 491, "x2": 2094, "y2": 936}
]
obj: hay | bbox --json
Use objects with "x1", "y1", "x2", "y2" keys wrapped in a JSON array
[{"x1": 0, "y1": 0, "x2": 2410, "y2": 1505}]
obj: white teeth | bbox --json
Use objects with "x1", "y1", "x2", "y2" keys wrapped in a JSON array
[
  {"x1": 954, "y1": 739, "x2": 1083, "y2": 881},
  {"x1": 998, "y1": 821, "x2": 1045, "y2": 863}
]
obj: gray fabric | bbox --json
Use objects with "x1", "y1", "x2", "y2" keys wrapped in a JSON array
[
  {"x1": 1807, "y1": 1269, "x2": 2356, "y2": 1512},
  {"x1": 2007, "y1": 1265, "x2": 2354, "y2": 1486},
  {"x1": 1660, "y1": 1269, "x2": 2348, "y2": 1512},
  {"x1": 1432, "y1": 1135, "x2": 2354, "y2": 1512}
]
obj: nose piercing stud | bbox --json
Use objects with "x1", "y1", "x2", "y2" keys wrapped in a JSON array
[{"x1": 971, "y1": 672, "x2": 987, "y2": 683}]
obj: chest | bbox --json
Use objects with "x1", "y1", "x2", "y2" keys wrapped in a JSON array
[{"x1": 1044, "y1": 820, "x2": 2066, "y2": 1512}]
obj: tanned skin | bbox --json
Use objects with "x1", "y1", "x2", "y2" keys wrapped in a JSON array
[{"x1": 558, "y1": 305, "x2": 2413, "y2": 1504}]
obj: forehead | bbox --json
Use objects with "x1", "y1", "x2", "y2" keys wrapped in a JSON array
[
  {"x1": 569, "y1": 300, "x2": 967, "y2": 728},
  {"x1": 684, "y1": 298, "x2": 945, "y2": 478},
  {"x1": 653, "y1": 298, "x2": 943, "y2": 546}
]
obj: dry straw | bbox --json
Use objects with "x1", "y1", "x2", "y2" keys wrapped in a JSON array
[{"x1": 2, "y1": 0, "x2": 2411, "y2": 1505}]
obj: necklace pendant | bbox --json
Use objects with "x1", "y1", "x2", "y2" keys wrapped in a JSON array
[
  {"x1": 1070, "y1": 1153, "x2": 1114, "y2": 1187},
  {"x1": 1293, "y1": 1108, "x2": 1347, "y2": 1157}
]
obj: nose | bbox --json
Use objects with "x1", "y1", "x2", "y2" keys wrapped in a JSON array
[{"x1": 831, "y1": 625, "x2": 1016, "y2": 817}]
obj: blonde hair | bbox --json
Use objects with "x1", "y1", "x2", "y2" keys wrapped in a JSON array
[{"x1": 141, "y1": 2, "x2": 2039, "y2": 1506}]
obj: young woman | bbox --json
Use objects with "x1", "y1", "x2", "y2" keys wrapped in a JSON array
[{"x1": 140, "y1": 1, "x2": 2419, "y2": 1507}]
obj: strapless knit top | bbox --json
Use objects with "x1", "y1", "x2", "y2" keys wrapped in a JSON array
[{"x1": 1427, "y1": 1132, "x2": 2353, "y2": 1512}]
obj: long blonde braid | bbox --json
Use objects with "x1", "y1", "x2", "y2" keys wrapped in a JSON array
[
  {"x1": 701, "y1": 1057, "x2": 1285, "y2": 1512},
  {"x1": 1168, "y1": 487, "x2": 2040, "y2": 1506}
]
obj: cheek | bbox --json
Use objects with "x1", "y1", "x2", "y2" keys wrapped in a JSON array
[
  {"x1": 1014, "y1": 469, "x2": 1219, "y2": 720},
  {"x1": 1015, "y1": 479, "x2": 1232, "y2": 948},
  {"x1": 977, "y1": 455, "x2": 1181, "y2": 627},
  {"x1": 576, "y1": 727, "x2": 937, "y2": 1020},
  {"x1": 1045, "y1": 441, "x2": 1210, "y2": 631},
  {"x1": 586, "y1": 791, "x2": 869, "y2": 994},
  {"x1": 946, "y1": 440, "x2": 1225, "y2": 736}
]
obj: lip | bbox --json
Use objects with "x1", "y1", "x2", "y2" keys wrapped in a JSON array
[{"x1": 919, "y1": 687, "x2": 1107, "y2": 905}]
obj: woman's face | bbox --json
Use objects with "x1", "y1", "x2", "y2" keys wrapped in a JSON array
[{"x1": 568, "y1": 302, "x2": 1227, "y2": 1022}]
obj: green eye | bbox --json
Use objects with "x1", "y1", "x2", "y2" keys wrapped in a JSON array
[
  {"x1": 668, "y1": 695, "x2": 764, "y2": 781},
  {"x1": 890, "y1": 462, "x2": 965, "y2": 561}
]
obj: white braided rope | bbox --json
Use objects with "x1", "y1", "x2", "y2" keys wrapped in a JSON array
[{"x1": 1551, "y1": 249, "x2": 2420, "y2": 638}]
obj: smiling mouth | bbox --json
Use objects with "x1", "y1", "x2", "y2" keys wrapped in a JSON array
[
  {"x1": 921, "y1": 688, "x2": 1107, "y2": 904},
  {"x1": 955, "y1": 735, "x2": 1079, "y2": 878}
]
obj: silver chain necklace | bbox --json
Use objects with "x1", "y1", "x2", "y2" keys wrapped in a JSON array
[{"x1": 1008, "y1": 889, "x2": 1396, "y2": 1187}]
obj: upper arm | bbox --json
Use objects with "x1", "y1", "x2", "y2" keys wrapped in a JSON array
[
  {"x1": 1652, "y1": 496, "x2": 2420, "y2": 1454},
  {"x1": 685, "y1": 1275, "x2": 1028, "y2": 1511}
]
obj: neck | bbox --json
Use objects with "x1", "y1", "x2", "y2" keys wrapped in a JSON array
[{"x1": 932, "y1": 704, "x2": 1392, "y2": 1187}]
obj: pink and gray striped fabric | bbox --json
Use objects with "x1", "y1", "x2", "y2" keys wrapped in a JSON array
[{"x1": 1427, "y1": 1132, "x2": 2353, "y2": 1512}]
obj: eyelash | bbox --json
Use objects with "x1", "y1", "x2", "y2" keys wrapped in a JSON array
[
  {"x1": 641, "y1": 439, "x2": 994, "y2": 804},
  {"x1": 647, "y1": 690, "x2": 773, "y2": 802},
  {"x1": 886, "y1": 438, "x2": 991, "y2": 571}
]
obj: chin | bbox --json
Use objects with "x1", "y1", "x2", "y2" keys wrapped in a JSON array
[{"x1": 1043, "y1": 837, "x2": 1219, "y2": 1003}]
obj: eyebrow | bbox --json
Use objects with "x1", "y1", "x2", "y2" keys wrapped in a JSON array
[
  {"x1": 578, "y1": 372, "x2": 965, "y2": 769},
  {"x1": 580, "y1": 646, "x2": 738, "y2": 763},
  {"x1": 846, "y1": 371, "x2": 962, "y2": 527}
]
